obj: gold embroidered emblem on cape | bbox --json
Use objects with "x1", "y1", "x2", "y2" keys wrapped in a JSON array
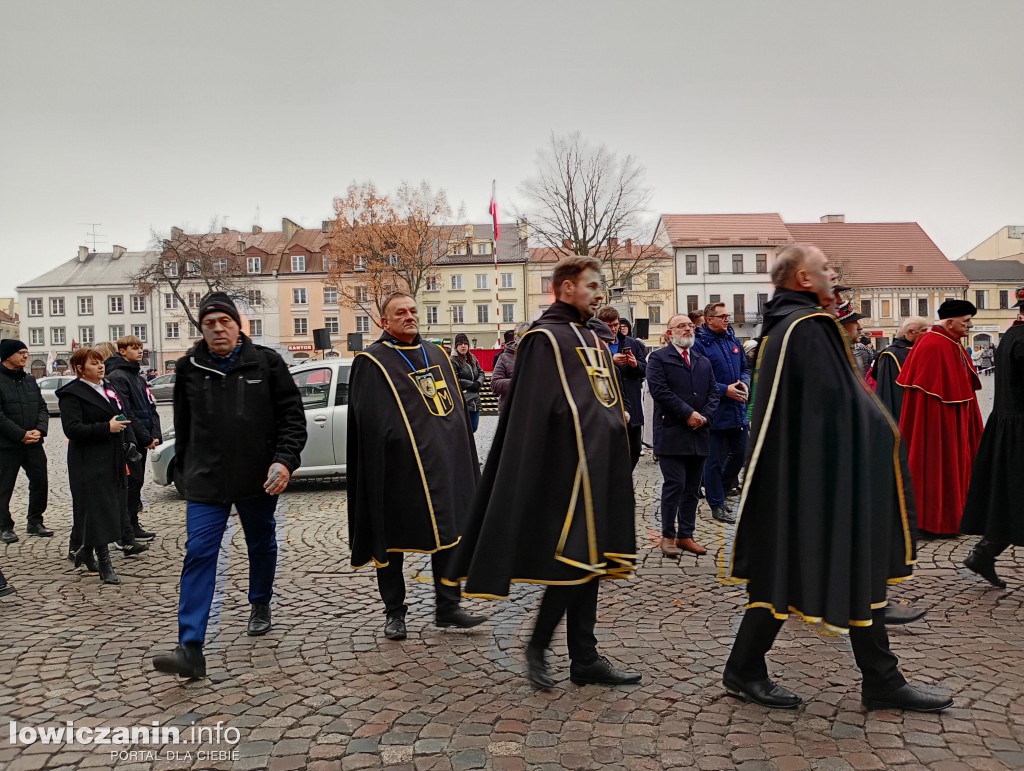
[{"x1": 409, "y1": 365, "x2": 455, "y2": 416}]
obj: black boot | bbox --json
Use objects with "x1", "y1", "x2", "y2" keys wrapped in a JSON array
[
  {"x1": 74, "y1": 545, "x2": 99, "y2": 573},
  {"x1": 96, "y1": 545, "x2": 120, "y2": 585},
  {"x1": 964, "y1": 540, "x2": 1007, "y2": 589},
  {"x1": 152, "y1": 643, "x2": 206, "y2": 679},
  {"x1": 247, "y1": 604, "x2": 272, "y2": 636}
]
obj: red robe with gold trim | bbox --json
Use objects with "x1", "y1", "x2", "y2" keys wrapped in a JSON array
[{"x1": 896, "y1": 326, "x2": 983, "y2": 534}]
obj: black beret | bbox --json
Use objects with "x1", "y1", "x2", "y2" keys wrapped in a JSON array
[{"x1": 937, "y1": 299, "x2": 977, "y2": 319}]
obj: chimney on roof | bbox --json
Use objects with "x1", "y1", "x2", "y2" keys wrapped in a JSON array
[
  {"x1": 322, "y1": 220, "x2": 330, "y2": 234},
  {"x1": 78, "y1": 246, "x2": 89, "y2": 262},
  {"x1": 562, "y1": 238, "x2": 572, "y2": 249},
  {"x1": 252, "y1": 225, "x2": 262, "y2": 234},
  {"x1": 111, "y1": 245, "x2": 126, "y2": 260},
  {"x1": 518, "y1": 219, "x2": 529, "y2": 242},
  {"x1": 906, "y1": 265, "x2": 914, "y2": 272},
  {"x1": 608, "y1": 237, "x2": 619, "y2": 249},
  {"x1": 464, "y1": 224, "x2": 474, "y2": 239},
  {"x1": 282, "y1": 218, "x2": 300, "y2": 240},
  {"x1": 222, "y1": 227, "x2": 231, "y2": 234},
  {"x1": 236, "y1": 238, "x2": 245, "y2": 254},
  {"x1": 820, "y1": 214, "x2": 845, "y2": 223},
  {"x1": 625, "y1": 238, "x2": 632, "y2": 250},
  {"x1": 171, "y1": 226, "x2": 183, "y2": 239}
]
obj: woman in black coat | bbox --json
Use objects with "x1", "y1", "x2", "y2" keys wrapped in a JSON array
[{"x1": 56, "y1": 348, "x2": 133, "y2": 584}]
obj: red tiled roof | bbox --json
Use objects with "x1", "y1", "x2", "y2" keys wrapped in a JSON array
[
  {"x1": 529, "y1": 244, "x2": 672, "y2": 263},
  {"x1": 785, "y1": 222, "x2": 969, "y2": 288},
  {"x1": 659, "y1": 214, "x2": 793, "y2": 247},
  {"x1": 0, "y1": 309, "x2": 17, "y2": 323}
]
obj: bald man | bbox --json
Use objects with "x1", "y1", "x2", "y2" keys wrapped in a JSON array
[{"x1": 871, "y1": 317, "x2": 928, "y2": 420}]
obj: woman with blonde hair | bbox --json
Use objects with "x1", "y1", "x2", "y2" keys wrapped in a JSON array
[{"x1": 56, "y1": 347, "x2": 133, "y2": 584}]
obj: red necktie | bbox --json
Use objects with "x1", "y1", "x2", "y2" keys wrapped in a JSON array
[{"x1": 682, "y1": 348, "x2": 690, "y2": 365}]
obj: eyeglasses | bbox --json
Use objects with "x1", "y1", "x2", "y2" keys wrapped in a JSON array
[{"x1": 708, "y1": 314, "x2": 730, "y2": 319}]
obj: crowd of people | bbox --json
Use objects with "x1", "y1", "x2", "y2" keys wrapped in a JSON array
[{"x1": 1, "y1": 255, "x2": 1020, "y2": 718}]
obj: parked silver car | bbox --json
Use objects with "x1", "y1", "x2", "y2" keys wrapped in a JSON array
[
  {"x1": 147, "y1": 372, "x2": 176, "y2": 402},
  {"x1": 150, "y1": 358, "x2": 351, "y2": 496},
  {"x1": 37, "y1": 376, "x2": 77, "y2": 416}
]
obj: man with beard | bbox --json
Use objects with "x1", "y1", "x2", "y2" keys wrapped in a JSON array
[
  {"x1": 959, "y1": 288, "x2": 1024, "y2": 588},
  {"x1": 347, "y1": 292, "x2": 486, "y2": 640},
  {"x1": 897, "y1": 300, "x2": 984, "y2": 535},
  {"x1": 447, "y1": 256, "x2": 640, "y2": 690},
  {"x1": 647, "y1": 314, "x2": 719, "y2": 556},
  {"x1": 724, "y1": 243, "x2": 952, "y2": 712},
  {"x1": 871, "y1": 317, "x2": 929, "y2": 420}
]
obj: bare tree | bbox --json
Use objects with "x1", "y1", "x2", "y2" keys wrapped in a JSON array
[
  {"x1": 325, "y1": 181, "x2": 463, "y2": 328},
  {"x1": 129, "y1": 220, "x2": 261, "y2": 329},
  {"x1": 518, "y1": 131, "x2": 662, "y2": 286}
]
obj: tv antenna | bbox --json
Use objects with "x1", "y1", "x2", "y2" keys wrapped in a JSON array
[{"x1": 80, "y1": 223, "x2": 107, "y2": 252}]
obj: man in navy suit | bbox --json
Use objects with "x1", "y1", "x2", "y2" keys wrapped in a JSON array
[{"x1": 646, "y1": 314, "x2": 720, "y2": 556}]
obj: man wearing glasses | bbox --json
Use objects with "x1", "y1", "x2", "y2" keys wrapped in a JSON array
[
  {"x1": 646, "y1": 315, "x2": 720, "y2": 556},
  {"x1": 693, "y1": 303, "x2": 750, "y2": 524}
]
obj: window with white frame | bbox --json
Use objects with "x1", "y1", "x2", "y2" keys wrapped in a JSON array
[
  {"x1": 324, "y1": 316, "x2": 339, "y2": 334},
  {"x1": 186, "y1": 291, "x2": 201, "y2": 308},
  {"x1": 109, "y1": 325, "x2": 124, "y2": 340},
  {"x1": 322, "y1": 255, "x2": 330, "y2": 272},
  {"x1": 247, "y1": 256, "x2": 261, "y2": 274},
  {"x1": 29, "y1": 328, "x2": 44, "y2": 346},
  {"x1": 246, "y1": 290, "x2": 262, "y2": 307},
  {"x1": 354, "y1": 286, "x2": 368, "y2": 303},
  {"x1": 51, "y1": 327, "x2": 65, "y2": 345},
  {"x1": 78, "y1": 297, "x2": 93, "y2": 315},
  {"x1": 79, "y1": 327, "x2": 94, "y2": 344},
  {"x1": 109, "y1": 296, "x2": 124, "y2": 313},
  {"x1": 476, "y1": 242, "x2": 490, "y2": 255},
  {"x1": 323, "y1": 286, "x2": 338, "y2": 304},
  {"x1": 540, "y1": 277, "x2": 552, "y2": 294},
  {"x1": 476, "y1": 274, "x2": 488, "y2": 289},
  {"x1": 451, "y1": 305, "x2": 464, "y2": 324},
  {"x1": 502, "y1": 303, "x2": 515, "y2": 323},
  {"x1": 425, "y1": 275, "x2": 439, "y2": 291},
  {"x1": 426, "y1": 306, "x2": 438, "y2": 325},
  {"x1": 648, "y1": 304, "x2": 662, "y2": 324},
  {"x1": 131, "y1": 325, "x2": 147, "y2": 343},
  {"x1": 250, "y1": 319, "x2": 263, "y2": 337},
  {"x1": 189, "y1": 322, "x2": 201, "y2": 338},
  {"x1": 355, "y1": 316, "x2": 370, "y2": 333},
  {"x1": 28, "y1": 299, "x2": 43, "y2": 317},
  {"x1": 164, "y1": 261, "x2": 179, "y2": 277},
  {"x1": 186, "y1": 260, "x2": 200, "y2": 276},
  {"x1": 354, "y1": 255, "x2": 366, "y2": 271},
  {"x1": 477, "y1": 304, "x2": 489, "y2": 323},
  {"x1": 683, "y1": 255, "x2": 697, "y2": 275},
  {"x1": 131, "y1": 295, "x2": 146, "y2": 313},
  {"x1": 647, "y1": 272, "x2": 660, "y2": 290},
  {"x1": 213, "y1": 258, "x2": 228, "y2": 274},
  {"x1": 291, "y1": 254, "x2": 306, "y2": 272},
  {"x1": 501, "y1": 272, "x2": 514, "y2": 289},
  {"x1": 50, "y1": 298, "x2": 65, "y2": 316},
  {"x1": 451, "y1": 275, "x2": 463, "y2": 290},
  {"x1": 165, "y1": 322, "x2": 179, "y2": 339},
  {"x1": 449, "y1": 242, "x2": 466, "y2": 256},
  {"x1": 165, "y1": 293, "x2": 178, "y2": 309},
  {"x1": 293, "y1": 288, "x2": 308, "y2": 305},
  {"x1": 731, "y1": 254, "x2": 744, "y2": 274},
  {"x1": 294, "y1": 317, "x2": 308, "y2": 335}
]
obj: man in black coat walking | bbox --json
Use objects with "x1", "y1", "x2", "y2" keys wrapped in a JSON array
[
  {"x1": 152, "y1": 293, "x2": 307, "y2": 680},
  {"x1": 0, "y1": 339, "x2": 51, "y2": 542}
]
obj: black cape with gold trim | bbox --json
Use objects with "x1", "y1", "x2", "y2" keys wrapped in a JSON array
[
  {"x1": 727, "y1": 289, "x2": 917, "y2": 631},
  {"x1": 445, "y1": 300, "x2": 637, "y2": 598},
  {"x1": 960, "y1": 320, "x2": 1024, "y2": 545},
  {"x1": 870, "y1": 336, "x2": 913, "y2": 419},
  {"x1": 347, "y1": 331, "x2": 479, "y2": 569}
]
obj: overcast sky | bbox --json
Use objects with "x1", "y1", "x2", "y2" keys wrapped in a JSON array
[{"x1": 2, "y1": 0, "x2": 1021, "y2": 297}]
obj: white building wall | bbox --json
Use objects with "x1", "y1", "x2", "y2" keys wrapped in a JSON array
[{"x1": 673, "y1": 246, "x2": 778, "y2": 337}]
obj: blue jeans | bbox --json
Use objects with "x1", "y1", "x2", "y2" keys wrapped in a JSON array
[
  {"x1": 178, "y1": 495, "x2": 278, "y2": 646},
  {"x1": 704, "y1": 427, "x2": 748, "y2": 508},
  {"x1": 468, "y1": 409, "x2": 479, "y2": 432}
]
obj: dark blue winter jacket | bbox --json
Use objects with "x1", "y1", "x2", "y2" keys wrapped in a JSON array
[{"x1": 692, "y1": 323, "x2": 750, "y2": 430}]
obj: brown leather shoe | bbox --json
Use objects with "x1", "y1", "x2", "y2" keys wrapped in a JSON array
[
  {"x1": 660, "y1": 537, "x2": 681, "y2": 556},
  {"x1": 676, "y1": 537, "x2": 707, "y2": 555}
]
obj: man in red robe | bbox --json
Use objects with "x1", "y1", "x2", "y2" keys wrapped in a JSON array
[{"x1": 897, "y1": 299, "x2": 983, "y2": 535}]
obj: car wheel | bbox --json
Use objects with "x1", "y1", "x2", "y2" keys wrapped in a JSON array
[{"x1": 171, "y1": 461, "x2": 186, "y2": 498}]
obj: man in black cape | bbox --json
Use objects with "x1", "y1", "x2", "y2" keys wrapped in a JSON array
[
  {"x1": 960, "y1": 288, "x2": 1024, "y2": 588},
  {"x1": 723, "y1": 243, "x2": 952, "y2": 713},
  {"x1": 446, "y1": 256, "x2": 640, "y2": 690},
  {"x1": 347, "y1": 292, "x2": 485, "y2": 641},
  {"x1": 871, "y1": 316, "x2": 928, "y2": 420}
]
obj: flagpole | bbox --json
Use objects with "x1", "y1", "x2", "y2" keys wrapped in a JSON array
[{"x1": 490, "y1": 180, "x2": 501, "y2": 347}]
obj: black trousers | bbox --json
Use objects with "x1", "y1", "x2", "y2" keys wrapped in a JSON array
[
  {"x1": 726, "y1": 606, "x2": 906, "y2": 693},
  {"x1": 376, "y1": 549, "x2": 461, "y2": 617},
  {"x1": 529, "y1": 579, "x2": 600, "y2": 665},
  {"x1": 627, "y1": 424, "x2": 643, "y2": 470},
  {"x1": 659, "y1": 454, "x2": 705, "y2": 538},
  {"x1": 126, "y1": 447, "x2": 148, "y2": 525},
  {"x1": 0, "y1": 445, "x2": 48, "y2": 530}
]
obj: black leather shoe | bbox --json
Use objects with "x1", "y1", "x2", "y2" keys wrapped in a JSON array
[
  {"x1": 132, "y1": 523, "x2": 156, "y2": 540},
  {"x1": 435, "y1": 608, "x2": 486, "y2": 629},
  {"x1": 96, "y1": 545, "x2": 120, "y2": 585},
  {"x1": 26, "y1": 523, "x2": 53, "y2": 537},
  {"x1": 526, "y1": 645, "x2": 554, "y2": 690},
  {"x1": 711, "y1": 507, "x2": 736, "y2": 524},
  {"x1": 247, "y1": 604, "x2": 272, "y2": 636},
  {"x1": 883, "y1": 603, "x2": 927, "y2": 625},
  {"x1": 384, "y1": 614, "x2": 407, "y2": 640},
  {"x1": 862, "y1": 683, "x2": 953, "y2": 712},
  {"x1": 723, "y1": 672, "x2": 802, "y2": 708},
  {"x1": 964, "y1": 549, "x2": 1007, "y2": 588},
  {"x1": 0, "y1": 582, "x2": 15, "y2": 598},
  {"x1": 152, "y1": 643, "x2": 206, "y2": 679},
  {"x1": 569, "y1": 655, "x2": 642, "y2": 686},
  {"x1": 0, "y1": 528, "x2": 18, "y2": 544}
]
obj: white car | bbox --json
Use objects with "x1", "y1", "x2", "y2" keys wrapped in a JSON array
[
  {"x1": 150, "y1": 358, "x2": 352, "y2": 496},
  {"x1": 37, "y1": 375, "x2": 77, "y2": 416}
]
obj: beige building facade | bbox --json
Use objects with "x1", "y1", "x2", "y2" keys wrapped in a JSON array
[
  {"x1": 962, "y1": 225, "x2": 1024, "y2": 262},
  {"x1": 953, "y1": 259, "x2": 1024, "y2": 346}
]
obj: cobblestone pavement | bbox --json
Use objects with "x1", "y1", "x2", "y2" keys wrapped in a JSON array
[{"x1": 1, "y1": 406, "x2": 1021, "y2": 771}]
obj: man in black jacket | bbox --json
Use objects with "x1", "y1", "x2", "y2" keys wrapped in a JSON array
[
  {"x1": 0, "y1": 339, "x2": 51, "y2": 542},
  {"x1": 595, "y1": 308, "x2": 647, "y2": 469},
  {"x1": 152, "y1": 293, "x2": 307, "y2": 679},
  {"x1": 105, "y1": 335, "x2": 162, "y2": 542}
]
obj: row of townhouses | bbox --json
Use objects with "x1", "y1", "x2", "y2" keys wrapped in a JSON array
[{"x1": 15, "y1": 216, "x2": 1023, "y2": 376}]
